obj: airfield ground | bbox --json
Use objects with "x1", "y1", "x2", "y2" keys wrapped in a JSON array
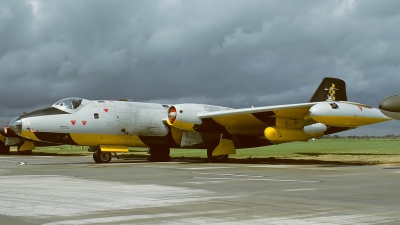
[
  {"x1": 9, "y1": 139, "x2": 400, "y2": 166},
  {"x1": 1, "y1": 152, "x2": 400, "y2": 224},
  {"x1": 2, "y1": 139, "x2": 400, "y2": 224}
]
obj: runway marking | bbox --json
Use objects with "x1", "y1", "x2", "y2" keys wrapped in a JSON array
[
  {"x1": 180, "y1": 167, "x2": 232, "y2": 170},
  {"x1": 316, "y1": 173, "x2": 375, "y2": 177},
  {"x1": 182, "y1": 181, "x2": 226, "y2": 185},
  {"x1": 43, "y1": 210, "x2": 229, "y2": 225},
  {"x1": 283, "y1": 188, "x2": 317, "y2": 192},
  {"x1": 190, "y1": 172, "x2": 321, "y2": 182},
  {"x1": 192, "y1": 177, "x2": 321, "y2": 183},
  {"x1": 247, "y1": 165, "x2": 345, "y2": 170},
  {"x1": 247, "y1": 165, "x2": 297, "y2": 168},
  {"x1": 0, "y1": 159, "x2": 27, "y2": 166},
  {"x1": 0, "y1": 175, "x2": 225, "y2": 217}
]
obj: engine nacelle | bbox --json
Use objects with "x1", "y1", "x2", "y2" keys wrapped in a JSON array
[
  {"x1": 264, "y1": 127, "x2": 309, "y2": 144},
  {"x1": 167, "y1": 104, "x2": 231, "y2": 131}
]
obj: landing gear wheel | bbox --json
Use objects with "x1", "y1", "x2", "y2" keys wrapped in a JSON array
[
  {"x1": 93, "y1": 148, "x2": 112, "y2": 163},
  {"x1": 207, "y1": 148, "x2": 229, "y2": 163},
  {"x1": 0, "y1": 143, "x2": 10, "y2": 155},
  {"x1": 17, "y1": 146, "x2": 32, "y2": 155},
  {"x1": 149, "y1": 147, "x2": 171, "y2": 162}
]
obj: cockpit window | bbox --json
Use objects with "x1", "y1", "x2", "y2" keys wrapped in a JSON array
[{"x1": 52, "y1": 98, "x2": 84, "y2": 111}]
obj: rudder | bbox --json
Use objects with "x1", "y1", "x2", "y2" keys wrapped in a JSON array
[{"x1": 309, "y1": 77, "x2": 347, "y2": 102}]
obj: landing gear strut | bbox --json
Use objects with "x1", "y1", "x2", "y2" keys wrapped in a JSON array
[
  {"x1": 207, "y1": 148, "x2": 229, "y2": 163},
  {"x1": 92, "y1": 147, "x2": 112, "y2": 163},
  {"x1": 148, "y1": 147, "x2": 171, "y2": 162}
]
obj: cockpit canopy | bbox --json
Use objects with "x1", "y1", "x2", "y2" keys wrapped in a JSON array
[{"x1": 52, "y1": 97, "x2": 89, "y2": 112}]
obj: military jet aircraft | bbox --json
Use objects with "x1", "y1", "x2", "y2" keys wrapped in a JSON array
[
  {"x1": 379, "y1": 95, "x2": 400, "y2": 120},
  {"x1": 8, "y1": 77, "x2": 391, "y2": 163}
]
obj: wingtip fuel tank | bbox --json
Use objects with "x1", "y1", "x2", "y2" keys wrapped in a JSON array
[{"x1": 379, "y1": 95, "x2": 400, "y2": 120}]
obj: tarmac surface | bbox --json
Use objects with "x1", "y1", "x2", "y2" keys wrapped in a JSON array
[{"x1": 1, "y1": 155, "x2": 400, "y2": 224}]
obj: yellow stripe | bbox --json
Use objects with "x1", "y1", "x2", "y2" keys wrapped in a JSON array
[
  {"x1": 19, "y1": 141, "x2": 35, "y2": 151},
  {"x1": 70, "y1": 133, "x2": 148, "y2": 147},
  {"x1": 212, "y1": 138, "x2": 236, "y2": 156},
  {"x1": 0, "y1": 134, "x2": 5, "y2": 143},
  {"x1": 20, "y1": 130, "x2": 41, "y2": 141},
  {"x1": 170, "y1": 126, "x2": 183, "y2": 146},
  {"x1": 100, "y1": 145, "x2": 129, "y2": 152}
]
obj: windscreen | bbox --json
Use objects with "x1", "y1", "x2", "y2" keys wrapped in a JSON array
[{"x1": 52, "y1": 98, "x2": 83, "y2": 111}]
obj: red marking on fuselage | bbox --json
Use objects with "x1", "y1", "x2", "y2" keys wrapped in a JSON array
[
  {"x1": 82, "y1": 121, "x2": 87, "y2": 125},
  {"x1": 104, "y1": 108, "x2": 108, "y2": 113},
  {"x1": 71, "y1": 120, "x2": 76, "y2": 125},
  {"x1": 357, "y1": 106, "x2": 363, "y2": 111},
  {"x1": 4, "y1": 126, "x2": 7, "y2": 134}
]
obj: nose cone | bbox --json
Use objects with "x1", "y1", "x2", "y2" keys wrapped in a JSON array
[
  {"x1": 8, "y1": 117, "x2": 22, "y2": 136},
  {"x1": 379, "y1": 95, "x2": 400, "y2": 112}
]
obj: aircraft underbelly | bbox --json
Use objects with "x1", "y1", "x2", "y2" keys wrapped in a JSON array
[{"x1": 70, "y1": 133, "x2": 148, "y2": 147}]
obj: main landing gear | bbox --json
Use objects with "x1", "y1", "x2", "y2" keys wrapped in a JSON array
[
  {"x1": 207, "y1": 148, "x2": 229, "y2": 163},
  {"x1": 91, "y1": 147, "x2": 112, "y2": 163},
  {"x1": 148, "y1": 147, "x2": 171, "y2": 162},
  {"x1": 0, "y1": 142, "x2": 10, "y2": 154}
]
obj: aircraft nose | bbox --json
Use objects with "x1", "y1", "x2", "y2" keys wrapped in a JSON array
[
  {"x1": 379, "y1": 95, "x2": 400, "y2": 112},
  {"x1": 8, "y1": 117, "x2": 22, "y2": 136}
]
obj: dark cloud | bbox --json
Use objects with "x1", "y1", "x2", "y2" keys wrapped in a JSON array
[{"x1": 1, "y1": 0, "x2": 400, "y2": 135}]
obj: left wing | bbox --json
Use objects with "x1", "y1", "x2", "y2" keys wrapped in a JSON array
[{"x1": 198, "y1": 102, "x2": 317, "y2": 134}]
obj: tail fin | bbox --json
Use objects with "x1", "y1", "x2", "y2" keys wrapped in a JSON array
[{"x1": 309, "y1": 77, "x2": 347, "y2": 102}]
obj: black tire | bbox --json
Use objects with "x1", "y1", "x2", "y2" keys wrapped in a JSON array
[
  {"x1": 0, "y1": 143, "x2": 10, "y2": 155},
  {"x1": 149, "y1": 147, "x2": 171, "y2": 162},
  {"x1": 93, "y1": 148, "x2": 111, "y2": 163},
  {"x1": 207, "y1": 148, "x2": 229, "y2": 163},
  {"x1": 17, "y1": 147, "x2": 32, "y2": 155}
]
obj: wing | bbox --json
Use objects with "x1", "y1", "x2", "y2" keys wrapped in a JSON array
[{"x1": 198, "y1": 102, "x2": 318, "y2": 135}]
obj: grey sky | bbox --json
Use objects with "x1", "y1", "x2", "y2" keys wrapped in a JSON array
[{"x1": 1, "y1": 0, "x2": 400, "y2": 135}]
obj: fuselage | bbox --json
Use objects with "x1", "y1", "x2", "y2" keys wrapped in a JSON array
[{"x1": 15, "y1": 98, "x2": 182, "y2": 148}]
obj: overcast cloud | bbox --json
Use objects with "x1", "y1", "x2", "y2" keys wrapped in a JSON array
[{"x1": 1, "y1": 0, "x2": 400, "y2": 135}]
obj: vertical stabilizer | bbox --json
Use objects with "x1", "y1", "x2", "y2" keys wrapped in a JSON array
[{"x1": 309, "y1": 77, "x2": 347, "y2": 102}]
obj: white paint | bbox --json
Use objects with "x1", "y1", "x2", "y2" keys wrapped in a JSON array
[
  {"x1": 316, "y1": 173, "x2": 375, "y2": 177},
  {"x1": 247, "y1": 165, "x2": 296, "y2": 168},
  {"x1": 0, "y1": 175, "x2": 216, "y2": 217},
  {"x1": 180, "y1": 167, "x2": 232, "y2": 170},
  {"x1": 193, "y1": 177, "x2": 320, "y2": 183},
  {"x1": 44, "y1": 210, "x2": 229, "y2": 225},
  {"x1": 284, "y1": 188, "x2": 317, "y2": 192}
]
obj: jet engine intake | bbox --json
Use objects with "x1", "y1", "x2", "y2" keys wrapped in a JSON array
[{"x1": 167, "y1": 104, "x2": 231, "y2": 132}]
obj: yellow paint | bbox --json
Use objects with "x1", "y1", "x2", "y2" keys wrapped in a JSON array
[
  {"x1": 274, "y1": 106, "x2": 310, "y2": 120},
  {"x1": 326, "y1": 83, "x2": 336, "y2": 101},
  {"x1": 170, "y1": 126, "x2": 183, "y2": 146},
  {"x1": 275, "y1": 117, "x2": 304, "y2": 129},
  {"x1": 264, "y1": 127, "x2": 308, "y2": 144},
  {"x1": 169, "y1": 120, "x2": 196, "y2": 132},
  {"x1": 20, "y1": 130, "x2": 41, "y2": 141},
  {"x1": 70, "y1": 133, "x2": 148, "y2": 147},
  {"x1": 212, "y1": 138, "x2": 236, "y2": 156},
  {"x1": 19, "y1": 141, "x2": 35, "y2": 151},
  {"x1": 0, "y1": 134, "x2": 5, "y2": 143},
  {"x1": 100, "y1": 145, "x2": 129, "y2": 152},
  {"x1": 311, "y1": 115, "x2": 391, "y2": 127}
]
